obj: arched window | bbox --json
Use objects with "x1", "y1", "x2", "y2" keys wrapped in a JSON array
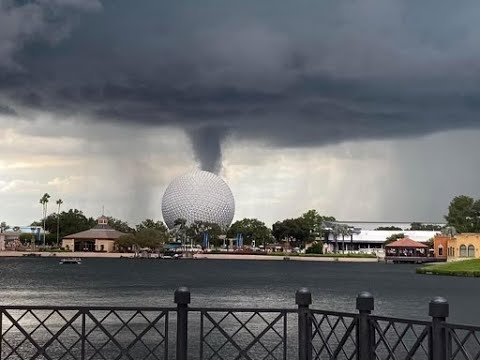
[
  {"x1": 468, "y1": 245, "x2": 475, "y2": 257},
  {"x1": 438, "y1": 245, "x2": 443, "y2": 256},
  {"x1": 460, "y1": 245, "x2": 467, "y2": 257}
]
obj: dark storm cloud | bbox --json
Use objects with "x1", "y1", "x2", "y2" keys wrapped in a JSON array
[
  {"x1": 2, "y1": 0, "x2": 480, "y2": 171},
  {"x1": 0, "y1": 103, "x2": 16, "y2": 116}
]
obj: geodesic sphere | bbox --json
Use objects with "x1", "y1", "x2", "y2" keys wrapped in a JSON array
[{"x1": 161, "y1": 170, "x2": 235, "y2": 229}]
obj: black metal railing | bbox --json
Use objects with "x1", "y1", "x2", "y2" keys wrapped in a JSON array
[{"x1": 1, "y1": 288, "x2": 479, "y2": 360}]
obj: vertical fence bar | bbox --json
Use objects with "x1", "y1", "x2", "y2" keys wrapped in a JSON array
[
  {"x1": 0, "y1": 308, "x2": 3, "y2": 360},
  {"x1": 283, "y1": 311, "x2": 287, "y2": 360},
  {"x1": 175, "y1": 287, "x2": 191, "y2": 360},
  {"x1": 165, "y1": 312, "x2": 169, "y2": 360},
  {"x1": 296, "y1": 288, "x2": 312, "y2": 360},
  {"x1": 199, "y1": 311, "x2": 204, "y2": 360},
  {"x1": 81, "y1": 309, "x2": 86, "y2": 360},
  {"x1": 429, "y1": 297, "x2": 449, "y2": 360},
  {"x1": 356, "y1": 291, "x2": 374, "y2": 360}
]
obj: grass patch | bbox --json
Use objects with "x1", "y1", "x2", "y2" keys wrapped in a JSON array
[{"x1": 416, "y1": 259, "x2": 480, "y2": 277}]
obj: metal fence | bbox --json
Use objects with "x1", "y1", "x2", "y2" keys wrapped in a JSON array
[{"x1": 1, "y1": 287, "x2": 479, "y2": 360}]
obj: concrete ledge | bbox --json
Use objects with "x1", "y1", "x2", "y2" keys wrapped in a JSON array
[{"x1": 0, "y1": 251, "x2": 379, "y2": 262}]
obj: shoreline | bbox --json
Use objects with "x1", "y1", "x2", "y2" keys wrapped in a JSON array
[
  {"x1": 416, "y1": 259, "x2": 480, "y2": 277},
  {"x1": 0, "y1": 251, "x2": 379, "y2": 263}
]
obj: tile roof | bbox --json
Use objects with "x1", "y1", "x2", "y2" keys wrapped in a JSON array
[
  {"x1": 63, "y1": 225, "x2": 125, "y2": 240},
  {"x1": 385, "y1": 237, "x2": 429, "y2": 248}
]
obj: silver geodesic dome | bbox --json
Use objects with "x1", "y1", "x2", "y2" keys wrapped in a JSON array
[{"x1": 161, "y1": 170, "x2": 235, "y2": 229}]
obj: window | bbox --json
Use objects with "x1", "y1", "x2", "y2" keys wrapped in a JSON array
[
  {"x1": 468, "y1": 245, "x2": 475, "y2": 257},
  {"x1": 438, "y1": 245, "x2": 443, "y2": 256},
  {"x1": 460, "y1": 245, "x2": 467, "y2": 257}
]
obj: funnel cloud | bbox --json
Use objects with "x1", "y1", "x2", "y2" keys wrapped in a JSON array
[{"x1": 188, "y1": 126, "x2": 226, "y2": 174}]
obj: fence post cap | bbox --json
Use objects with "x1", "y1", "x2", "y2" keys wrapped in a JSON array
[
  {"x1": 174, "y1": 286, "x2": 191, "y2": 305},
  {"x1": 295, "y1": 288, "x2": 312, "y2": 306},
  {"x1": 429, "y1": 296, "x2": 449, "y2": 318},
  {"x1": 356, "y1": 291, "x2": 374, "y2": 312}
]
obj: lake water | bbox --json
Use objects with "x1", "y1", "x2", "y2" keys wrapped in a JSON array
[{"x1": 0, "y1": 257, "x2": 478, "y2": 324}]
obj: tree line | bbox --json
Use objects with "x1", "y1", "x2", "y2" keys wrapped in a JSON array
[{"x1": 1, "y1": 193, "x2": 479, "y2": 251}]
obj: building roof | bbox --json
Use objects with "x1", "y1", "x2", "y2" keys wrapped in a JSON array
[
  {"x1": 337, "y1": 221, "x2": 446, "y2": 231},
  {"x1": 63, "y1": 227, "x2": 125, "y2": 240},
  {"x1": 63, "y1": 215, "x2": 126, "y2": 240},
  {"x1": 385, "y1": 237, "x2": 429, "y2": 248}
]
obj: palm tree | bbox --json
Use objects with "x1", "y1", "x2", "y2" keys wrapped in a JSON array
[
  {"x1": 442, "y1": 226, "x2": 457, "y2": 238},
  {"x1": 55, "y1": 199, "x2": 63, "y2": 247},
  {"x1": 39, "y1": 193, "x2": 50, "y2": 247},
  {"x1": 331, "y1": 224, "x2": 342, "y2": 254},
  {"x1": 0, "y1": 222, "x2": 9, "y2": 233},
  {"x1": 338, "y1": 225, "x2": 353, "y2": 254}
]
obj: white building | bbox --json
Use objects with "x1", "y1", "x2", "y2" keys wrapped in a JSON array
[{"x1": 323, "y1": 229, "x2": 440, "y2": 254}]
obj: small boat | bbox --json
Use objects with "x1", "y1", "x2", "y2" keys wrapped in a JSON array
[{"x1": 59, "y1": 258, "x2": 82, "y2": 265}]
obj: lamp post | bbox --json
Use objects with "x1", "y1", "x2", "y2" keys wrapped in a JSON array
[{"x1": 56, "y1": 199, "x2": 63, "y2": 248}]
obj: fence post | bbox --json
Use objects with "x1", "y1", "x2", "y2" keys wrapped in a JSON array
[
  {"x1": 296, "y1": 288, "x2": 312, "y2": 360},
  {"x1": 175, "y1": 287, "x2": 191, "y2": 360},
  {"x1": 356, "y1": 291, "x2": 374, "y2": 360},
  {"x1": 429, "y1": 297, "x2": 449, "y2": 360}
]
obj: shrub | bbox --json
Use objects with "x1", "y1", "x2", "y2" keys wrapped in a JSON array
[{"x1": 306, "y1": 242, "x2": 323, "y2": 254}]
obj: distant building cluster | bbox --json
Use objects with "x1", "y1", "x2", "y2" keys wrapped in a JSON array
[
  {"x1": 0, "y1": 226, "x2": 43, "y2": 251},
  {"x1": 321, "y1": 229, "x2": 440, "y2": 254}
]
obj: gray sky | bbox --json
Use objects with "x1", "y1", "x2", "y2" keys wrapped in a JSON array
[{"x1": 1, "y1": 0, "x2": 480, "y2": 226}]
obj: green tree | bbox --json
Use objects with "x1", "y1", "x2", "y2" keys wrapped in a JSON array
[
  {"x1": 272, "y1": 218, "x2": 310, "y2": 247},
  {"x1": 409, "y1": 222, "x2": 442, "y2": 231},
  {"x1": 338, "y1": 224, "x2": 353, "y2": 254},
  {"x1": 227, "y1": 218, "x2": 273, "y2": 246},
  {"x1": 441, "y1": 226, "x2": 457, "y2": 238},
  {"x1": 107, "y1": 217, "x2": 135, "y2": 233},
  {"x1": 300, "y1": 210, "x2": 336, "y2": 241},
  {"x1": 135, "y1": 228, "x2": 168, "y2": 249},
  {"x1": 445, "y1": 195, "x2": 478, "y2": 233},
  {"x1": 34, "y1": 209, "x2": 96, "y2": 239},
  {"x1": 329, "y1": 224, "x2": 343, "y2": 254},
  {"x1": 55, "y1": 199, "x2": 63, "y2": 247},
  {"x1": 0, "y1": 222, "x2": 9, "y2": 233},
  {"x1": 375, "y1": 226, "x2": 403, "y2": 231},
  {"x1": 187, "y1": 221, "x2": 223, "y2": 247},
  {"x1": 171, "y1": 218, "x2": 188, "y2": 243},
  {"x1": 135, "y1": 219, "x2": 168, "y2": 233},
  {"x1": 19, "y1": 233, "x2": 34, "y2": 245},
  {"x1": 116, "y1": 229, "x2": 167, "y2": 251},
  {"x1": 45, "y1": 233, "x2": 57, "y2": 246},
  {"x1": 116, "y1": 234, "x2": 138, "y2": 251},
  {"x1": 39, "y1": 193, "x2": 50, "y2": 247},
  {"x1": 306, "y1": 241, "x2": 323, "y2": 254},
  {"x1": 385, "y1": 233, "x2": 405, "y2": 245}
]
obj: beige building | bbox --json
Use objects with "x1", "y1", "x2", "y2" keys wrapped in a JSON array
[
  {"x1": 62, "y1": 215, "x2": 125, "y2": 252},
  {"x1": 445, "y1": 233, "x2": 480, "y2": 260}
]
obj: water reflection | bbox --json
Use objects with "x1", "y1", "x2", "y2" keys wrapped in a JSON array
[{"x1": 0, "y1": 258, "x2": 478, "y2": 324}]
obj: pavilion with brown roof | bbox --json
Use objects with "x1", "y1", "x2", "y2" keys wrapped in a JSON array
[
  {"x1": 62, "y1": 215, "x2": 125, "y2": 252},
  {"x1": 385, "y1": 237, "x2": 430, "y2": 263}
]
